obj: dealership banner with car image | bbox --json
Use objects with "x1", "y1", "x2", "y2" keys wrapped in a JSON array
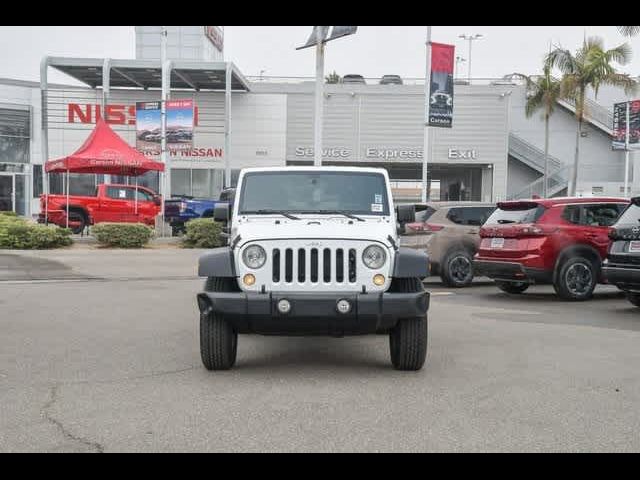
[
  {"x1": 613, "y1": 101, "x2": 640, "y2": 151},
  {"x1": 427, "y1": 43, "x2": 455, "y2": 129},
  {"x1": 136, "y1": 100, "x2": 195, "y2": 154}
]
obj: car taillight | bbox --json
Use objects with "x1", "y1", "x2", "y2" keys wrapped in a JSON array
[
  {"x1": 425, "y1": 223, "x2": 445, "y2": 232},
  {"x1": 516, "y1": 225, "x2": 557, "y2": 237},
  {"x1": 179, "y1": 202, "x2": 187, "y2": 213}
]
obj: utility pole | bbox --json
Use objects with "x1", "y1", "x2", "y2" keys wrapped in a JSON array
[
  {"x1": 160, "y1": 25, "x2": 168, "y2": 236},
  {"x1": 314, "y1": 28, "x2": 325, "y2": 167},
  {"x1": 625, "y1": 101, "x2": 631, "y2": 197},
  {"x1": 422, "y1": 26, "x2": 433, "y2": 204}
]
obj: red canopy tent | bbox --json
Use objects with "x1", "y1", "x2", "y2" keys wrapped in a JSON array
[{"x1": 44, "y1": 119, "x2": 165, "y2": 229}]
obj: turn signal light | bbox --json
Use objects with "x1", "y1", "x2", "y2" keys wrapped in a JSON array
[
  {"x1": 373, "y1": 274, "x2": 386, "y2": 286},
  {"x1": 243, "y1": 274, "x2": 256, "y2": 286}
]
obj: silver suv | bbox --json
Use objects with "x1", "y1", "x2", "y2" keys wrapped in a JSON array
[{"x1": 402, "y1": 202, "x2": 496, "y2": 287}]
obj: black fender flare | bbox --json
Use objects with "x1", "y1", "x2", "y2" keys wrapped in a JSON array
[
  {"x1": 552, "y1": 244, "x2": 602, "y2": 283},
  {"x1": 198, "y1": 247, "x2": 236, "y2": 278},
  {"x1": 393, "y1": 247, "x2": 430, "y2": 279}
]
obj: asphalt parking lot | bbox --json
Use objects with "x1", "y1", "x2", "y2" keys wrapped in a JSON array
[{"x1": 1, "y1": 249, "x2": 640, "y2": 452}]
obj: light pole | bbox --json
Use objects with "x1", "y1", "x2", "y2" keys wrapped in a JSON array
[
  {"x1": 455, "y1": 56, "x2": 466, "y2": 80},
  {"x1": 458, "y1": 33, "x2": 484, "y2": 82}
]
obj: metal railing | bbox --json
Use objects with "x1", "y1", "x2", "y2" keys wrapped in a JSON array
[
  {"x1": 508, "y1": 165, "x2": 571, "y2": 200},
  {"x1": 509, "y1": 132, "x2": 563, "y2": 174},
  {"x1": 246, "y1": 75, "x2": 528, "y2": 87},
  {"x1": 558, "y1": 96, "x2": 613, "y2": 134}
]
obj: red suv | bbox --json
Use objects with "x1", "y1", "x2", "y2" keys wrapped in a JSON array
[{"x1": 474, "y1": 197, "x2": 629, "y2": 301}]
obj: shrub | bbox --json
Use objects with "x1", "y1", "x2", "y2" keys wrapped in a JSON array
[
  {"x1": 0, "y1": 215, "x2": 72, "y2": 249},
  {"x1": 92, "y1": 223, "x2": 154, "y2": 248},
  {"x1": 183, "y1": 219, "x2": 225, "y2": 249}
]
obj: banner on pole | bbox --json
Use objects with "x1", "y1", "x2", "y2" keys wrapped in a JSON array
[
  {"x1": 166, "y1": 100, "x2": 195, "y2": 151},
  {"x1": 136, "y1": 100, "x2": 195, "y2": 154},
  {"x1": 427, "y1": 42, "x2": 455, "y2": 128},
  {"x1": 613, "y1": 100, "x2": 640, "y2": 151},
  {"x1": 136, "y1": 102, "x2": 162, "y2": 155}
]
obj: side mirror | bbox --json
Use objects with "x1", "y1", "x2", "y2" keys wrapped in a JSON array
[
  {"x1": 396, "y1": 205, "x2": 416, "y2": 224},
  {"x1": 153, "y1": 195, "x2": 162, "y2": 206},
  {"x1": 214, "y1": 204, "x2": 230, "y2": 223}
]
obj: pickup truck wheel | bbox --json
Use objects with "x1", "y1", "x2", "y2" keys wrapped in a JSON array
[
  {"x1": 496, "y1": 281, "x2": 529, "y2": 294},
  {"x1": 67, "y1": 211, "x2": 86, "y2": 235},
  {"x1": 389, "y1": 278, "x2": 428, "y2": 371},
  {"x1": 200, "y1": 277, "x2": 238, "y2": 371},
  {"x1": 553, "y1": 256, "x2": 597, "y2": 301},
  {"x1": 627, "y1": 293, "x2": 640, "y2": 308},
  {"x1": 441, "y1": 250, "x2": 474, "y2": 288}
]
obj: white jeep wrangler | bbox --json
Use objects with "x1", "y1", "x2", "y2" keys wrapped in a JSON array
[{"x1": 197, "y1": 167, "x2": 430, "y2": 371}]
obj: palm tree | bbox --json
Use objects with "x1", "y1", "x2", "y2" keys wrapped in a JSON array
[
  {"x1": 618, "y1": 26, "x2": 640, "y2": 37},
  {"x1": 513, "y1": 65, "x2": 562, "y2": 198},
  {"x1": 325, "y1": 71, "x2": 342, "y2": 84},
  {"x1": 547, "y1": 37, "x2": 637, "y2": 196}
]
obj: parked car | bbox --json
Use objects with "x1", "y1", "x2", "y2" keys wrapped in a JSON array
[
  {"x1": 197, "y1": 167, "x2": 430, "y2": 371},
  {"x1": 38, "y1": 184, "x2": 162, "y2": 234},
  {"x1": 474, "y1": 197, "x2": 629, "y2": 301},
  {"x1": 343, "y1": 74, "x2": 366, "y2": 85},
  {"x1": 165, "y1": 188, "x2": 235, "y2": 235},
  {"x1": 380, "y1": 75, "x2": 403, "y2": 85},
  {"x1": 602, "y1": 197, "x2": 640, "y2": 307},
  {"x1": 402, "y1": 202, "x2": 496, "y2": 287}
]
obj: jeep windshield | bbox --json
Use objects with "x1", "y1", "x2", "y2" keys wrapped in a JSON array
[{"x1": 238, "y1": 171, "x2": 390, "y2": 217}]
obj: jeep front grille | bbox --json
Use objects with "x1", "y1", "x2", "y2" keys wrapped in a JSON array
[{"x1": 272, "y1": 248, "x2": 357, "y2": 285}]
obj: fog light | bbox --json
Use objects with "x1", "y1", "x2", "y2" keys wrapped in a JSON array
[
  {"x1": 277, "y1": 299, "x2": 292, "y2": 314},
  {"x1": 373, "y1": 274, "x2": 386, "y2": 286},
  {"x1": 243, "y1": 274, "x2": 256, "y2": 286},
  {"x1": 336, "y1": 299, "x2": 352, "y2": 315}
]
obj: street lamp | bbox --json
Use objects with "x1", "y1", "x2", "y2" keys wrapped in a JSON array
[
  {"x1": 455, "y1": 56, "x2": 466, "y2": 80},
  {"x1": 458, "y1": 33, "x2": 484, "y2": 82}
]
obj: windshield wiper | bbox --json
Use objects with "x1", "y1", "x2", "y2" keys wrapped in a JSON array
[
  {"x1": 297, "y1": 210, "x2": 365, "y2": 222},
  {"x1": 497, "y1": 220, "x2": 517, "y2": 224},
  {"x1": 243, "y1": 210, "x2": 301, "y2": 220}
]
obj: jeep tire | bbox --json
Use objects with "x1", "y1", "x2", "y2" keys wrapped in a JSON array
[
  {"x1": 200, "y1": 277, "x2": 238, "y2": 371},
  {"x1": 627, "y1": 292, "x2": 640, "y2": 308},
  {"x1": 389, "y1": 278, "x2": 428, "y2": 371},
  {"x1": 553, "y1": 256, "x2": 597, "y2": 301},
  {"x1": 441, "y1": 249, "x2": 474, "y2": 288}
]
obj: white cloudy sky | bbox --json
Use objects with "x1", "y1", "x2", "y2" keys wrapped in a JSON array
[{"x1": 0, "y1": 26, "x2": 638, "y2": 84}]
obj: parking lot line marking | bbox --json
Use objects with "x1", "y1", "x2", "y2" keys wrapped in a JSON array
[{"x1": 430, "y1": 292, "x2": 455, "y2": 296}]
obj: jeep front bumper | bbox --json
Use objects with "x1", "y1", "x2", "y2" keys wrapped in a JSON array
[{"x1": 196, "y1": 290, "x2": 430, "y2": 336}]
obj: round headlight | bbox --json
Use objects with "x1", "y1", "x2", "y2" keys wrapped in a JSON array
[
  {"x1": 242, "y1": 245, "x2": 267, "y2": 269},
  {"x1": 362, "y1": 245, "x2": 387, "y2": 270}
]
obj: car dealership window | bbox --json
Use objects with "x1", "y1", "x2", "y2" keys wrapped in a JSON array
[
  {"x1": 171, "y1": 168, "x2": 239, "y2": 199},
  {"x1": 0, "y1": 108, "x2": 30, "y2": 164}
]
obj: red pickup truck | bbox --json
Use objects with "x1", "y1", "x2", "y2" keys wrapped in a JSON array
[{"x1": 39, "y1": 184, "x2": 162, "y2": 234}]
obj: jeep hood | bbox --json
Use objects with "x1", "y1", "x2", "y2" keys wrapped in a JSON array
[{"x1": 233, "y1": 217, "x2": 396, "y2": 248}]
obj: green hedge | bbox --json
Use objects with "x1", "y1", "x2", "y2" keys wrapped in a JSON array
[
  {"x1": 92, "y1": 223, "x2": 154, "y2": 248},
  {"x1": 0, "y1": 213, "x2": 73, "y2": 249},
  {"x1": 183, "y1": 219, "x2": 225, "y2": 249}
]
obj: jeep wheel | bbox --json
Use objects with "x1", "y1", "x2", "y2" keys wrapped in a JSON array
[
  {"x1": 627, "y1": 293, "x2": 640, "y2": 308},
  {"x1": 389, "y1": 278, "x2": 428, "y2": 371},
  {"x1": 441, "y1": 250, "x2": 474, "y2": 288},
  {"x1": 200, "y1": 277, "x2": 238, "y2": 371},
  {"x1": 496, "y1": 281, "x2": 529, "y2": 295},
  {"x1": 554, "y1": 256, "x2": 597, "y2": 301}
]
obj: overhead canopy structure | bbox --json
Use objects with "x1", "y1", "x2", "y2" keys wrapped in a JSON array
[
  {"x1": 45, "y1": 57, "x2": 250, "y2": 91},
  {"x1": 45, "y1": 118, "x2": 164, "y2": 176}
]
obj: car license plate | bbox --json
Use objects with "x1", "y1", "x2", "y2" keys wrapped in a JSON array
[
  {"x1": 629, "y1": 241, "x2": 640, "y2": 253},
  {"x1": 491, "y1": 238, "x2": 505, "y2": 249}
]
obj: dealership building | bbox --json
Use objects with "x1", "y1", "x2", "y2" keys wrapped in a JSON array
[{"x1": 0, "y1": 25, "x2": 638, "y2": 217}]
